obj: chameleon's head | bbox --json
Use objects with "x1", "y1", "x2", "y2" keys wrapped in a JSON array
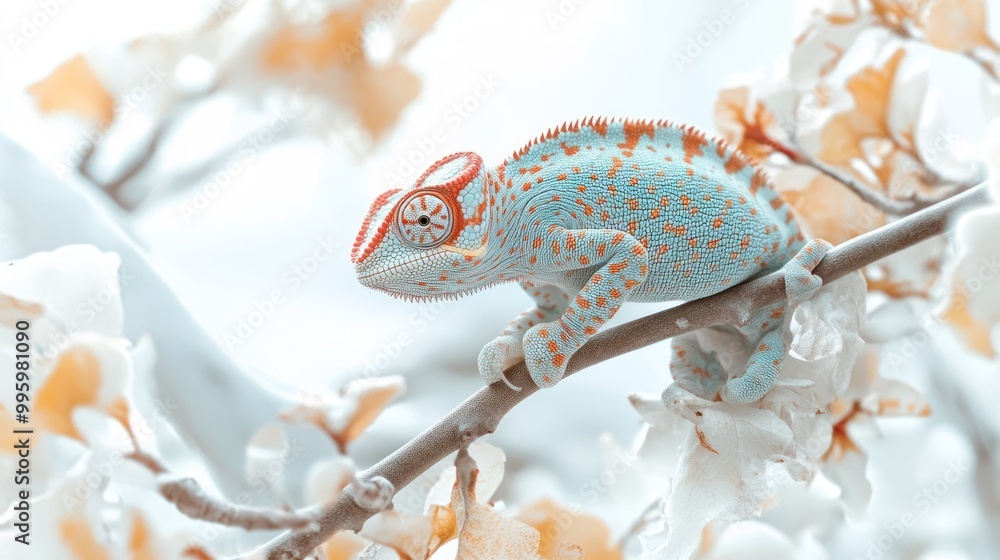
[{"x1": 352, "y1": 152, "x2": 494, "y2": 301}]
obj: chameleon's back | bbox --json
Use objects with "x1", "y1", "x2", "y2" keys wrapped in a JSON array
[{"x1": 496, "y1": 118, "x2": 805, "y2": 301}]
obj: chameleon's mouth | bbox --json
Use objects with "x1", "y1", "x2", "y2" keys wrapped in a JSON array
[{"x1": 356, "y1": 275, "x2": 508, "y2": 303}]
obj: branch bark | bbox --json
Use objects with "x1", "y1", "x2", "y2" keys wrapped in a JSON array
[{"x1": 249, "y1": 183, "x2": 991, "y2": 560}]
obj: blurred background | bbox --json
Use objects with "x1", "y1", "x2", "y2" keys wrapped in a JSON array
[{"x1": 2, "y1": 0, "x2": 1000, "y2": 558}]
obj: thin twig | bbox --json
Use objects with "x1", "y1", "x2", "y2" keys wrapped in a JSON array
[
  {"x1": 879, "y1": 22, "x2": 1000, "y2": 87},
  {"x1": 159, "y1": 477, "x2": 319, "y2": 531},
  {"x1": 616, "y1": 500, "x2": 661, "y2": 551},
  {"x1": 792, "y1": 150, "x2": 974, "y2": 215},
  {"x1": 245, "y1": 183, "x2": 990, "y2": 560},
  {"x1": 100, "y1": 86, "x2": 218, "y2": 209},
  {"x1": 127, "y1": 443, "x2": 318, "y2": 531}
]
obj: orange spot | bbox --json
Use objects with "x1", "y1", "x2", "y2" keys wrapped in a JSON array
[
  {"x1": 584, "y1": 326, "x2": 597, "y2": 335},
  {"x1": 707, "y1": 239, "x2": 719, "y2": 249},
  {"x1": 548, "y1": 340, "x2": 559, "y2": 353},
  {"x1": 624, "y1": 279, "x2": 639, "y2": 289},
  {"x1": 610, "y1": 288, "x2": 622, "y2": 298},
  {"x1": 651, "y1": 208, "x2": 660, "y2": 219},
  {"x1": 611, "y1": 232, "x2": 625, "y2": 245},
  {"x1": 560, "y1": 142, "x2": 580, "y2": 156},
  {"x1": 552, "y1": 354, "x2": 566, "y2": 367},
  {"x1": 557, "y1": 173, "x2": 567, "y2": 180},
  {"x1": 609, "y1": 261, "x2": 628, "y2": 274},
  {"x1": 576, "y1": 295, "x2": 591, "y2": 309},
  {"x1": 580, "y1": 256, "x2": 590, "y2": 265},
  {"x1": 607, "y1": 156, "x2": 623, "y2": 178}
]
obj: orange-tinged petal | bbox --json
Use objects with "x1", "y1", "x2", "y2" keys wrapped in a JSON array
[
  {"x1": 61, "y1": 516, "x2": 111, "y2": 560},
  {"x1": 920, "y1": 0, "x2": 993, "y2": 53},
  {"x1": 36, "y1": 346, "x2": 102, "y2": 441},
  {"x1": 516, "y1": 499, "x2": 622, "y2": 560},
  {"x1": 320, "y1": 530, "x2": 369, "y2": 560},
  {"x1": 337, "y1": 376, "x2": 405, "y2": 446},
  {"x1": 128, "y1": 511, "x2": 159, "y2": 560},
  {"x1": 348, "y1": 61, "x2": 421, "y2": 140},
  {"x1": 28, "y1": 54, "x2": 114, "y2": 123},
  {"x1": 941, "y1": 283, "x2": 996, "y2": 358},
  {"x1": 262, "y1": 5, "x2": 370, "y2": 70}
]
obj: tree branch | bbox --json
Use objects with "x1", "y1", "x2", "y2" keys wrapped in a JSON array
[{"x1": 248, "y1": 183, "x2": 991, "y2": 560}]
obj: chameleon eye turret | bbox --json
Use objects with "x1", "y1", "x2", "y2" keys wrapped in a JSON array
[{"x1": 395, "y1": 192, "x2": 453, "y2": 248}]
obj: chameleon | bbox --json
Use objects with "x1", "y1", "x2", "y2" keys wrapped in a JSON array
[{"x1": 352, "y1": 117, "x2": 831, "y2": 403}]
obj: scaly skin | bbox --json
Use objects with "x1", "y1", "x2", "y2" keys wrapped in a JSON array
[{"x1": 352, "y1": 117, "x2": 830, "y2": 403}]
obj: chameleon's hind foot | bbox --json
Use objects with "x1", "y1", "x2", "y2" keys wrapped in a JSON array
[{"x1": 723, "y1": 329, "x2": 786, "y2": 404}]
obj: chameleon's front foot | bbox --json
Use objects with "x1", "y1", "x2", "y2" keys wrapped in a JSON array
[
  {"x1": 521, "y1": 323, "x2": 573, "y2": 388},
  {"x1": 477, "y1": 335, "x2": 524, "y2": 387}
]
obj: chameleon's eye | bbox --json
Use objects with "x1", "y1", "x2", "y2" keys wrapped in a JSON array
[{"x1": 396, "y1": 192, "x2": 453, "y2": 248}]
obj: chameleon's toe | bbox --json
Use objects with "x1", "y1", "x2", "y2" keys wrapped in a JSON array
[
  {"x1": 477, "y1": 336, "x2": 523, "y2": 386},
  {"x1": 783, "y1": 239, "x2": 832, "y2": 303},
  {"x1": 522, "y1": 324, "x2": 570, "y2": 388},
  {"x1": 721, "y1": 329, "x2": 786, "y2": 404}
]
